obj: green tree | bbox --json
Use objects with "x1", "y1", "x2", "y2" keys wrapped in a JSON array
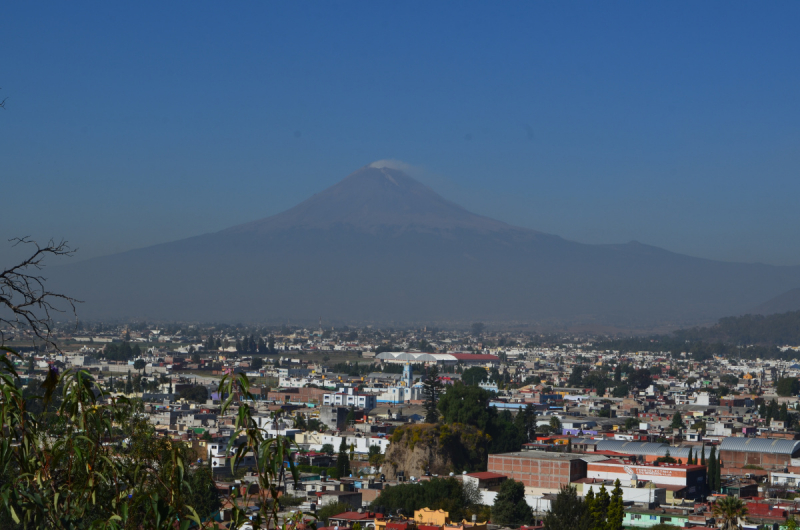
[
  {"x1": 491, "y1": 479, "x2": 533, "y2": 526},
  {"x1": 606, "y1": 480, "x2": 624, "y2": 530},
  {"x1": 550, "y1": 415, "x2": 562, "y2": 432},
  {"x1": 308, "y1": 418, "x2": 324, "y2": 432},
  {"x1": 708, "y1": 446, "x2": 717, "y2": 491},
  {"x1": 187, "y1": 464, "x2": 221, "y2": 521},
  {"x1": 589, "y1": 484, "x2": 610, "y2": 530},
  {"x1": 671, "y1": 411, "x2": 684, "y2": 429},
  {"x1": 423, "y1": 365, "x2": 444, "y2": 423},
  {"x1": 612, "y1": 384, "x2": 629, "y2": 398},
  {"x1": 0, "y1": 359, "x2": 208, "y2": 529},
  {"x1": 687, "y1": 447, "x2": 694, "y2": 466},
  {"x1": 134, "y1": 358, "x2": 146, "y2": 373},
  {"x1": 438, "y1": 383, "x2": 492, "y2": 429},
  {"x1": 542, "y1": 485, "x2": 589, "y2": 530},
  {"x1": 368, "y1": 445, "x2": 383, "y2": 467},
  {"x1": 336, "y1": 437, "x2": 350, "y2": 478},
  {"x1": 371, "y1": 477, "x2": 481, "y2": 522},
  {"x1": 462, "y1": 366, "x2": 488, "y2": 386},
  {"x1": 624, "y1": 417, "x2": 638, "y2": 431},
  {"x1": 318, "y1": 502, "x2": 352, "y2": 526},
  {"x1": 776, "y1": 377, "x2": 800, "y2": 397},
  {"x1": 437, "y1": 383, "x2": 525, "y2": 453},
  {"x1": 179, "y1": 385, "x2": 209, "y2": 403},
  {"x1": 629, "y1": 368, "x2": 652, "y2": 389},
  {"x1": 514, "y1": 403, "x2": 537, "y2": 443},
  {"x1": 568, "y1": 365, "x2": 587, "y2": 387},
  {"x1": 712, "y1": 496, "x2": 747, "y2": 530},
  {"x1": 321, "y1": 443, "x2": 335, "y2": 455}
]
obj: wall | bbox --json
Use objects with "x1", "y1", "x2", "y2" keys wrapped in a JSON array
[{"x1": 487, "y1": 454, "x2": 585, "y2": 494}]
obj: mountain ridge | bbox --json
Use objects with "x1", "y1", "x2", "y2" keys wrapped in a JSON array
[
  {"x1": 222, "y1": 165, "x2": 546, "y2": 237},
  {"x1": 49, "y1": 164, "x2": 800, "y2": 328}
]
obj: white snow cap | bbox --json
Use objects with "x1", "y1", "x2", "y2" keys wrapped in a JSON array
[{"x1": 368, "y1": 159, "x2": 412, "y2": 171}]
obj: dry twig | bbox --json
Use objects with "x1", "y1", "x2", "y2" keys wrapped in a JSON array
[{"x1": 0, "y1": 237, "x2": 81, "y2": 350}]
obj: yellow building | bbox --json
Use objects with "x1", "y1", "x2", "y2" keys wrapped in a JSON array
[{"x1": 414, "y1": 509, "x2": 449, "y2": 526}]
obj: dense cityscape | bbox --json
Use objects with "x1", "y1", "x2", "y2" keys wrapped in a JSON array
[
  {"x1": 5, "y1": 315, "x2": 800, "y2": 529},
  {"x1": 4, "y1": 3, "x2": 799, "y2": 530}
]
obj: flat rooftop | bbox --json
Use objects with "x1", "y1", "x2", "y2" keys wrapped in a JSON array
[{"x1": 492, "y1": 450, "x2": 609, "y2": 462}]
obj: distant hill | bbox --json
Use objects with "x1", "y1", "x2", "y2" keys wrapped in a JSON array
[
  {"x1": 674, "y1": 310, "x2": 800, "y2": 346},
  {"x1": 751, "y1": 288, "x2": 800, "y2": 315},
  {"x1": 50, "y1": 164, "x2": 800, "y2": 328}
]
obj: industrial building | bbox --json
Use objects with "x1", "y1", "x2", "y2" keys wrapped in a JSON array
[
  {"x1": 487, "y1": 450, "x2": 607, "y2": 495},
  {"x1": 593, "y1": 438, "x2": 800, "y2": 472}
]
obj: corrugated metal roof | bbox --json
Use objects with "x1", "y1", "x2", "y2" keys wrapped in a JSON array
[
  {"x1": 596, "y1": 437, "x2": 800, "y2": 458},
  {"x1": 375, "y1": 352, "x2": 458, "y2": 362},
  {"x1": 719, "y1": 437, "x2": 800, "y2": 456},
  {"x1": 594, "y1": 440, "x2": 668, "y2": 455},
  {"x1": 594, "y1": 440, "x2": 715, "y2": 459}
]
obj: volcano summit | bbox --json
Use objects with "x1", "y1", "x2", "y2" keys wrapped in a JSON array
[{"x1": 52, "y1": 164, "x2": 800, "y2": 328}]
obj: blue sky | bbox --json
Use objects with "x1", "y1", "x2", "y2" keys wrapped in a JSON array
[{"x1": 2, "y1": 2, "x2": 799, "y2": 264}]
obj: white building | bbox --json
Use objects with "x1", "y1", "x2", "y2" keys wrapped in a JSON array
[
  {"x1": 376, "y1": 385, "x2": 424, "y2": 404},
  {"x1": 295, "y1": 431, "x2": 390, "y2": 455},
  {"x1": 770, "y1": 472, "x2": 800, "y2": 486},
  {"x1": 323, "y1": 388, "x2": 377, "y2": 410}
]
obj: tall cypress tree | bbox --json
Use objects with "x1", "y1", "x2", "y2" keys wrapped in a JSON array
[
  {"x1": 606, "y1": 479, "x2": 625, "y2": 530},
  {"x1": 590, "y1": 484, "x2": 610, "y2": 530},
  {"x1": 708, "y1": 447, "x2": 717, "y2": 491},
  {"x1": 336, "y1": 437, "x2": 350, "y2": 478},
  {"x1": 700, "y1": 445, "x2": 706, "y2": 466},
  {"x1": 584, "y1": 487, "x2": 595, "y2": 516},
  {"x1": 688, "y1": 448, "x2": 694, "y2": 466}
]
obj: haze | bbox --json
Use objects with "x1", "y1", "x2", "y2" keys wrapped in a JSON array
[{"x1": 2, "y1": 3, "x2": 800, "y2": 266}]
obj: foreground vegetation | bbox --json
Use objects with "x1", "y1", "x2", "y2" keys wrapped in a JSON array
[{"x1": 0, "y1": 346, "x2": 305, "y2": 530}]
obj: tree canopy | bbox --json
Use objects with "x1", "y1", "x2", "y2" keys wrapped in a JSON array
[
  {"x1": 776, "y1": 377, "x2": 800, "y2": 397},
  {"x1": 491, "y1": 479, "x2": 533, "y2": 526},
  {"x1": 437, "y1": 383, "x2": 527, "y2": 453},
  {"x1": 371, "y1": 477, "x2": 481, "y2": 521}
]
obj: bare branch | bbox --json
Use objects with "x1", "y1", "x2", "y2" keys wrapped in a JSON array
[{"x1": 0, "y1": 237, "x2": 82, "y2": 351}]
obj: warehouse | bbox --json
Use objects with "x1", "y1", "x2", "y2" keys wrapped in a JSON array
[
  {"x1": 487, "y1": 450, "x2": 607, "y2": 495},
  {"x1": 585, "y1": 459, "x2": 707, "y2": 500},
  {"x1": 594, "y1": 440, "x2": 715, "y2": 461},
  {"x1": 718, "y1": 438, "x2": 800, "y2": 471},
  {"x1": 594, "y1": 438, "x2": 800, "y2": 472}
]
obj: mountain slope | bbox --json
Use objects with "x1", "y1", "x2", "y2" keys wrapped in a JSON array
[
  {"x1": 751, "y1": 288, "x2": 800, "y2": 315},
  {"x1": 225, "y1": 165, "x2": 538, "y2": 236},
  {"x1": 50, "y1": 165, "x2": 800, "y2": 328}
]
